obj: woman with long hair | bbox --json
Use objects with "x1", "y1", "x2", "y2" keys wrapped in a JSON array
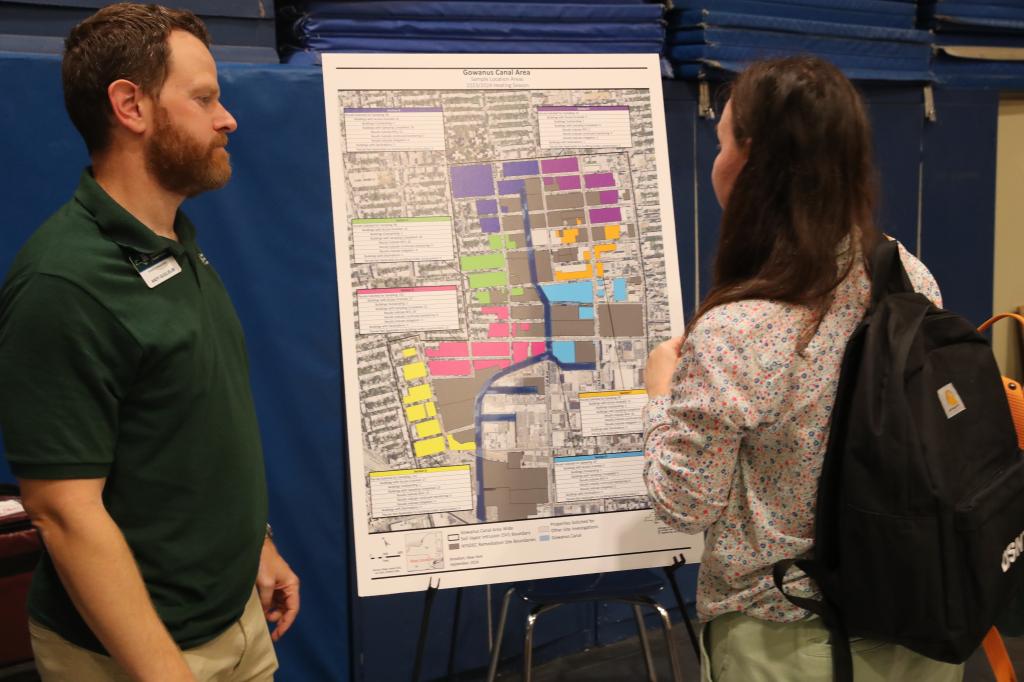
[{"x1": 642, "y1": 56, "x2": 963, "y2": 681}]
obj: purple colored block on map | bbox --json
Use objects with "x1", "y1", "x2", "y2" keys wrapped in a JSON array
[
  {"x1": 451, "y1": 164, "x2": 494, "y2": 199},
  {"x1": 598, "y1": 190, "x2": 618, "y2": 204},
  {"x1": 480, "y1": 217, "x2": 500, "y2": 233},
  {"x1": 541, "y1": 157, "x2": 579, "y2": 174},
  {"x1": 344, "y1": 107, "x2": 443, "y2": 113},
  {"x1": 589, "y1": 207, "x2": 622, "y2": 224},
  {"x1": 584, "y1": 172, "x2": 615, "y2": 189},
  {"x1": 477, "y1": 199, "x2": 498, "y2": 215},
  {"x1": 503, "y1": 160, "x2": 540, "y2": 177},
  {"x1": 555, "y1": 175, "x2": 581, "y2": 191},
  {"x1": 537, "y1": 106, "x2": 629, "y2": 112},
  {"x1": 498, "y1": 179, "x2": 526, "y2": 195}
]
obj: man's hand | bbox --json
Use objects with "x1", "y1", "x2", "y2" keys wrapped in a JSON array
[
  {"x1": 256, "y1": 538, "x2": 300, "y2": 641},
  {"x1": 645, "y1": 336, "x2": 684, "y2": 398}
]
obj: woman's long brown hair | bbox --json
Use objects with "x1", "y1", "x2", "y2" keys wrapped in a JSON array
[{"x1": 691, "y1": 56, "x2": 882, "y2": 333}]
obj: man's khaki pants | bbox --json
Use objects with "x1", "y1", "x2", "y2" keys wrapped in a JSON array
[
  {"x1": 28, "y1": 589, "x2": 278, "y2": 682},
  {"x1": 701, "y1": 611, "x2": 965, "y2": 682}
]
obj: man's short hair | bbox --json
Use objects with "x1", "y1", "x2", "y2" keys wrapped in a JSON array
[{"x1": 62, "y1": 3, "x2": 211, "y2": 154}]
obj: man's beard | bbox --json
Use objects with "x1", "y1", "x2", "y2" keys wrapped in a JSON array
[{"x1": 145, "y1": 105, "x2": 232, "y2": 198}]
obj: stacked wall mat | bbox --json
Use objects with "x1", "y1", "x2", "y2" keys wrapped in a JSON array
[
  {"x1": 923, "y1": 1, "x2": 1024, "y2": 88},
  {"x1": 0, "y1": 0, "x2": 278, "y2": 63},
  {"x1": 665, "y1": 0, "x2": 932, "y2": 81},
  {"x1": 278, "y1": 0, "x2": 667, "y2": 66}
]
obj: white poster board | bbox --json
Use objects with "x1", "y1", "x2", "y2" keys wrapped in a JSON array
[{"x1": 322, "y1": 54, "x2": 702, "y2": 596}]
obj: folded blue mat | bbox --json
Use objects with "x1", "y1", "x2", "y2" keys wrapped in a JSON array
[
  {"x1": 670, "y1": 0, "x2": 915, "y2": 29},
  {"x1": 295, "y1": 17, "x2": 665, "y2": 41},
  {"x1": 288, "y1": 1, "x2": 664, "y2": 22},
  {"x1": 669, "y1": 27, "x2": 930, "y2": 63},
  {"x1": 669, "y1": 9, "x2": 927, "y2": 42}
]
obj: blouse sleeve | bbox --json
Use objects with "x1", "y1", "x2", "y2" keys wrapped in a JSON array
[{"x1": 642, "y1": 306, "x2": 788, "y2": 534}]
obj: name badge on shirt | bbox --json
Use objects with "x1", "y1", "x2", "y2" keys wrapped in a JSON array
[{"x1": 128, "y1": 250, "x2": 182, "y2": 289}]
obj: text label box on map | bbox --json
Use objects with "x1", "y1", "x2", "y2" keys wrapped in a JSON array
[
  {"x1": 344, "y1": 107, "x2": 446, "y2": 152},
  {"x1": 369, "y1": 465, "x2": 473, "y2": 518},
  {"x1": 357, "y1": 285, "x2": 461, "y2": 334},
  {"x1": 578, "y1": 389, "x2": 647, "y2": 437},
  {"x1": 537, "y1": 106, "x2": 633, "y2": 149},
  {"x1": 353, "y1": 217, "x2": 455, "y2": 264},
  {"x1": 553, "y1": 451, "x2": 646, "y2": 502}
]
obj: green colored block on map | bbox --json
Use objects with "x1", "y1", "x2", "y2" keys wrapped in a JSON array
[
  {"x1": 460, "y1": 254, "x2": 505, "y2": 271},
  {"x1": 475, "y1": 291, "x2": 492, "y2": 304},
  {"x1": 489, "y1": 235, "x2": 518, "y2": 251},
  {"x1": 511, "y1": 287, "x2": 524, "y2": 296},
  {"x1": 469, "y1": 272, "x2": 508, "y2": 288}
]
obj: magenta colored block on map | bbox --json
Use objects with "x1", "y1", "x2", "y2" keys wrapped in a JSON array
[
  {"x1": 428, "y1": 360, "x2": 472, "y2": 376},
  {"x1": 530, "y1": 342, "x2": 546, "y2": 356},
  {"x1": 554, "y1": 175, "x2": 581, "y2": 191},
  {"x1": 584, "y1": 172, "x2": 615, "y2": 189},
  {"x1": 425, "y1": 342, "x2": 469, "y2": 358},
  {"x1": 474, "y1": 360, "x2": 511, "y2": 370},
  {"x1": 512, "y1": 342, "x2": 530, "y2": 362},
  {"x1": 498, "y1": 179, "x2": 526, "y2": 196},
  {"x1": 481, "y1": 306, "x2": 509, "y2": 320},
  {"x1": 472, "y1": 342, "x2": 510, "y2": 357},
  {"x1": 488, "y1": 323, "x2": 510, "y2": 338},
  {"x1": 541, "y1": 157, "x2": 579, "y2": 174},
  {"x1": 598, "y1": 190, "x2": 618, "y2": 204},
  {"x1": 480, "y1": 217, "x2": 500, "y2": 234},
  {"x1": 589, "y1": 207, "x2": 622, "y2": 224},
  {"x1": 451, "y1": 164, "x2": 494, "y2": 199}
]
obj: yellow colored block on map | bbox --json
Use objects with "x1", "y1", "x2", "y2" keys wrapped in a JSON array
[
  {"x1": 605, "y1": 225, "x2": 621, "y2": 240},
  {"x1": 560, "y1": 228, "x2": 580, "y2": 245},
  {"x1": 413, "y1": 436, "x2": 446, "y2": 457},
  {"x1": 447, "y1": 434, "x2": 477, "y2": 451},
  {"x1": 594, "y1": 244, "x2": 617, "y2": 259},
  {"x1": 426, "y1": 402, "x2": 437, "y2": 417},
  {"x1": 555, "y1": 264, "x2": 593, "y2": 281},
  {"x1": 415, "y1": 419, "x2": 442, "y2": 438},
  {"x1": 404, "y1": 384, "x2": 432, "y2": 404},
  {"x1": 405, "y1": 405, "x2": 427, "y2": 422},
  {"x1": 402, "y1": 348, "x2": 418, "y2": 358},
  {"x1": 403, "y1": 362, "x2": 427, "y2": 381}
]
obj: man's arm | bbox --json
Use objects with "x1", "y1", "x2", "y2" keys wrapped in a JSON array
[{"x1": 20, "y1": 478, "x2": 195, "y2": 682}]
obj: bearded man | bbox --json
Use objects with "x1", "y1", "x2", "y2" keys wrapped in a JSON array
[{"x1": 0, "y1": 5, "x2": 298, "y2": 680}]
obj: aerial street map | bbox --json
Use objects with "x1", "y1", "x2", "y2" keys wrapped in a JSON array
[{"x1": 322, "y1": 54, "x2": 702, "y2": 596}]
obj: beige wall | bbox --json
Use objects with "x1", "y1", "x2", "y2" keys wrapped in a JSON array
[{"x1": 994, "y1": 96, "x2": 1024, "y2": 381}]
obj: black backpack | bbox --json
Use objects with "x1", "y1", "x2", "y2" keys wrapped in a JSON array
[{"x1": 773, "y1": 239, "x2": 1024, "y2": 682}]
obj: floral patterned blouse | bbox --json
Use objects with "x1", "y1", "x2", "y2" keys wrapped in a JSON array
[{"x1": 643, "y1": 241, "x2": 942, "y2": 623}]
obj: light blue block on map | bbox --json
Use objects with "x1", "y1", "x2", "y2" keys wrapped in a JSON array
[
  {"x1": 552, "y1": 341, "x2": 576, "y2": 363},
  {"x1": 613, "y1": 278, "x2": 627, "y2": 302},
  {"x1": 540, "y1": 281, "x2": 593, "y2": 303},
  {"x1": 579, "y1": 306, "x2": 594, "y2": 320}
]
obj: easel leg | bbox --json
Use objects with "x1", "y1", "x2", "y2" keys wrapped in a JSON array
[{"x1": 412, "y1": 578, "x2": 440, "y2": 682}]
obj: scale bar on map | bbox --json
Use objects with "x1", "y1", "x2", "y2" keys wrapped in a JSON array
[
  {"x1": 353, "y1": 216, "x2": 454, "y2": 263},
  {"x1": 344, "y1": 107, "x2": 446, "y2": 152},
  {"x1": 578, "y1": 389, "x2": 647, "y2": 437},
  {"x1": 553, "y1": 451, "x2": 646, "y2": 502},
  {"x1": 369, "y1": 465, "x2": 473, "y2": 518},
  {"x1": 537, "y1": 106, "x2": 632, "y2": 149},
  {"x1": 356, "y1": 285, "x2": 460, "y2": 334}
]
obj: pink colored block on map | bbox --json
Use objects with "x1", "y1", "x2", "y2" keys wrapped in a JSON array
[
  {"x1": 531, "y1": 342, "x2": 546, "y2": 356},
  {"x1": 474, "y1": 360, "x2": 511, "y2": 370},
  {"x1": 512, "y1": 342, "x2": 530, "y2": 362},
  {"x1": 425, "y1": 341, "x2": 470, "y2": 358},
  {"x1": 472, "y1": 342, "x2": 510, "y2": 357},
  {"x1": 488, "y1": 323, "x2": 510, "y2": 338},
  {"x1": 481, "y1": 306, "x2": 510, "y2": 320},
  {"x1": 517, "y1": 323, "x2": 532, "y2": 334},
  {"x1": 428, "y1": 360, "x2": 472, "y2": 376}
]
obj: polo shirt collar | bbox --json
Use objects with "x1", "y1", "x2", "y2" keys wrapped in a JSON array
[{"x1": 74, "y1": 169, "x2": 197, "y2": 257}]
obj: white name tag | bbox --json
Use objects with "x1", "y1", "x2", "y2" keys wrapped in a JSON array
[
  {"x1": 131, "y1": 252, "x2": 182, "y2": 289},
  {"x1": 938, "y1": 382, "x2": 966, "y2": 419}
]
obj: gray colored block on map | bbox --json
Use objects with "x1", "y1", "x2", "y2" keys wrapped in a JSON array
[
  {"x1": 597, "y1": 304, "x2": 645, "y2": 337},
  {"x1": 511, "y1": 304, "x2": 545, "y2": 320},
  {"x1": 432, "y1": 366, "x2": 502, "y2": 432},
  {"x1": 551, "y1": 320, "x2": 595, "y2": 336}
]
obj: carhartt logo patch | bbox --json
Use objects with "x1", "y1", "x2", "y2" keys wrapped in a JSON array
[
  {"x1": 197, "y1": 251, "x2": 210, "y2": 266},
  {"x1": 938, "y1": 383, "x2": 966, "y2": 419}
]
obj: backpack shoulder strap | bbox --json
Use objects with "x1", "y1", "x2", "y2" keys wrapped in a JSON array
[
  {"x1": 869, "y1": 238, "x2": 914, "y2": 310},
  {"x1": 983, "y1": 627, "x2": 1019, "y2": 682},
  {"x1": 773, "y1": 560, "x2": 853, "y2": 682}
]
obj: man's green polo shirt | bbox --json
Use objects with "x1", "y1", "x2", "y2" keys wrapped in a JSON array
[{"x1": 0, "y1": 170, "x2": 268, "y2": 653}]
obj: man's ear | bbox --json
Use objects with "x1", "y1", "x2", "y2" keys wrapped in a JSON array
[{"x1": 107, "y1": 79, "x2": 149, "y2": 135}]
